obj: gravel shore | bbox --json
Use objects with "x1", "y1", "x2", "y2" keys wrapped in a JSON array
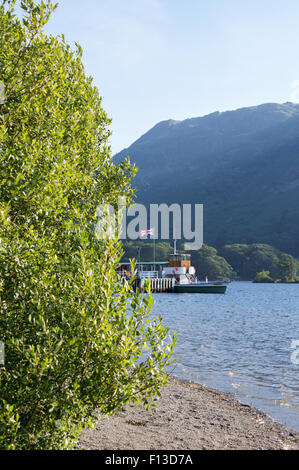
[{"x1": 79, "y1": 376, "x2": 299, "y2": 450}]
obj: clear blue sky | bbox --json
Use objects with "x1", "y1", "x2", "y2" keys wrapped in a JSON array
[{"x1": 44, "y1": 0, "x2": 299, "y2": 153}]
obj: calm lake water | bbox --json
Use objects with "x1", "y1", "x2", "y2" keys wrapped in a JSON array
[{"x1": 151, "y1": 282, "x2": 299, "y2": 432}]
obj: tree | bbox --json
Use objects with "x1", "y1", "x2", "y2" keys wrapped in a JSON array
[
  {"x1": 253, "y1": 270, "x2": 274, "y2": 283},
  {"x1": 220, "y1": 244, "x2": 281, "y2": 280},
  {"x1": 279, "y1": 254, "x2": 299, "y2": 282},
  {"x1": 219, "y1": 244, "x2": 251, "y2": 279},
  {"x1": 0, "y1": 0, "x2": 175, "y2": 449},
  {"x1": 191, "y1": 244, "x2": 233, "y2": 281}
]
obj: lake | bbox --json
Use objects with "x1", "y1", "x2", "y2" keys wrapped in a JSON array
[{"x1": 151, "y1": 282, "x2": 299, "y2": 432}]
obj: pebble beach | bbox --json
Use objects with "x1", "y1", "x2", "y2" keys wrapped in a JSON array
[{"x1": 79, "y1": 376, "x2": 299, "y2": 450}]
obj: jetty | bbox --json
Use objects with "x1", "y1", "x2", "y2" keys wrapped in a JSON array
[
  {"x1": 118, "y1": 261, "x2": 174, "y2": 292},
  {"x1": 136, "y1": 276, "x2": 175, "y2": 293}
]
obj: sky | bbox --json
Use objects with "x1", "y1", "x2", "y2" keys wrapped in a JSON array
[{"x1": 41, "y1": 0, "x2": 299, "y2": 153}]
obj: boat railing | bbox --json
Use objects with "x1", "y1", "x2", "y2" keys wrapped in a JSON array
[{"x1": 138, "y1": 271, "x2": 159, "y2": 279}]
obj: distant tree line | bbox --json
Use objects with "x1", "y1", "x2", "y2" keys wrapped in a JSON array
[{"x1": 122, "y1": 241, "x2": 299, "y2": 283}]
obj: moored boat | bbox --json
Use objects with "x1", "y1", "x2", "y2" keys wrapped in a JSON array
[
  {"x1": 174, "y1": 281, "x2": 228, "y2": 294},
  {"x1": 117, "y1": 247, "x2": 229, "y2": 294},
  {"x1": 164, "y1": 252, "x2": 229, "y2": 294}
]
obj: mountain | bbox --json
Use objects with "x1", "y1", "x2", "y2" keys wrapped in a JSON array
[{"x1": 114, "y1": 103, "x2": 299, "y2": 256}]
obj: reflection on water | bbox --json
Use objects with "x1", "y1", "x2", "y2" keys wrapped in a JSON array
[{"x1": 151, "y1": 282, "x2": 299, "y2": 431}]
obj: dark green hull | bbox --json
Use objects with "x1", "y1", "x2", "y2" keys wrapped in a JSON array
[{"x1": 174, "y1": 283, "x2": 227, "y2": 294}]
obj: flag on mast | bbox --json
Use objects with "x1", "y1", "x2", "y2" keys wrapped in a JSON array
[
  {"x1": 140, "y1": 228, "x2": 154, "y2": 237},
  {"x1": 140, "y1": 229, "x2": 155, "y2": 267}
]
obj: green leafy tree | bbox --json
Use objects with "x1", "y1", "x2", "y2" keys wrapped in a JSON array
[
  {"x1": 221, "y1": 244, "x2": 281, "y2": 280},
  {"x1": 191, "y1": 244, "x2": 233, "y2": 281},
  {"x1": 253, "y1": 270, "x2": 274, "y2": 283},
  {"x1": 219, "y1": 244, "x2": 250, "y2": 279},
  {"x1": 278, "y1": 253, "x2": 299, "y2": 282},
  {"x1": 0, "y1": 0, "x2": 175, "y2": 450}
]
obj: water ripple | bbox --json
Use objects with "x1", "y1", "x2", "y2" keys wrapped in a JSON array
[{"x1": 151, "y1": 282, "x2": 299, "y2": 431}]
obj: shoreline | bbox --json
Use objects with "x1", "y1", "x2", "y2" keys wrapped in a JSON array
[{"x1": 79, "y1": 376, "x2": 299, "y2": 450}]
